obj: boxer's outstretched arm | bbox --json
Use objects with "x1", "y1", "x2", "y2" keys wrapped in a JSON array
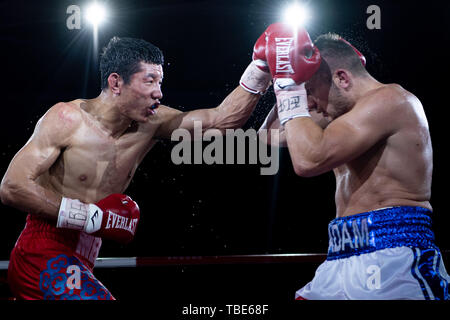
[
  {"x1": 154, "y1": 86, "x2": 261, "y2": 139},
  {"x1": 285, "y1": 87, "x2": 400, "y2": 177},
  {"x1": 257, "y1": 103, "x2": 330, "y2": 147},
  {"x1": 0, "y1": 103, "x2": 79, "y2": 219},
  {"x1": 153, "y1": 23, "x2": 275, "y2": 139}
]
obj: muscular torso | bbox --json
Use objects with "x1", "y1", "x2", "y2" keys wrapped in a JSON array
[
  {"x1": 38, "y1": 100, "x2": 160, "y2": 203},
  {"x1": 333, "y1": 85, "x2": 432, "y2": 217}
]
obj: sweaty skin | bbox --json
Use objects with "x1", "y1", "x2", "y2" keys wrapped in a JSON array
[
  {"x1": 262, "y1": 81, "x2": 432, "y2": 217},
  {"x1": 0, "y1": 62, "x2": 260, "y2": 219}
]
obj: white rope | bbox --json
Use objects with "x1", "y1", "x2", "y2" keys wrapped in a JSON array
[{"x1": 95, "y1": 257, "x2": 137, "y2": 268}]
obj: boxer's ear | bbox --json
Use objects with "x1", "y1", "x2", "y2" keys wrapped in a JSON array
[
  {"x1": 333, "y1": 69, "x2": 352, "y2": 90},
  {"x1": 107, "y1": 73, "x2": 122, "y2": 95}
]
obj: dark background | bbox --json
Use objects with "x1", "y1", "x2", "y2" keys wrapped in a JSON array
[{"x1": 0, "y1": 0, "x2": 449, "y2": 304}]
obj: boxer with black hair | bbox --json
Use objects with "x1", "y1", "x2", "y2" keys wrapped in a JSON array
[{"x1": 1, "y1": 34, "x2": 271, "y2": 300}]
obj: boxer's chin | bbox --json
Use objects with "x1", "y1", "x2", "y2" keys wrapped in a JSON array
[
  {"x1": 146, "y1": 106, "x2": 157, "y2": 116},
  {"x1": 135, "y1": 107, "x2": 156, "y2": 122}
]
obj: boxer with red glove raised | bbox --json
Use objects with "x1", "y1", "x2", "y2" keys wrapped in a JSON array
[
  {"x1": 57, "y1": 194, "x2": 140, "y2": 244},
  {"x1": 1, "y1": 33, "x2": 272, "y2": 300},
  {"x1": 239, "y1": 26, "x2": 272, "y2": 95},
  {"x1": 264, "y1": 23, "x2": 321, "y2": 125}
]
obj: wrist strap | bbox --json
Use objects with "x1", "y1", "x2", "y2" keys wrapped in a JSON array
[
  {"x1": 57, "y1": 198, "x2": 103, "y2": 234},
  {"x1": 239, "y1": 61, "x2": 272, "y2": 95},
  {"x1": 275, "y1": 80, "x2": 310, "y2": 125},
  {"x1": 57, "y1": 197, "x2": 88, "y2": 231},
  {"x1": 85, "y1": 204, "x2": 103, "y2": 234}
]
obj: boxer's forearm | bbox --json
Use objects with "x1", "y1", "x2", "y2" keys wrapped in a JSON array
[
  {"x1": 209, "y1": 86, "x2": 260, "y2": 131},
  {"x1": 158, "y1": 86, "x2": 260, "y2": 138},
  {"x1": 258, "y1": 105, "x2": 287, "y2": 147},
  {"x1": 0, "y1": 175, "x2": 62, "y2": 220},
  {"x1": 284, "y1": 117, "x2": 329, "y2": 177}
]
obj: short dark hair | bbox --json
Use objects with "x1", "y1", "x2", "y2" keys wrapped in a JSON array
[
  {"x1": 100, "y1": 37, "x2": 164, "y2": 90},
  {"x1": 314, "y1": 33, "x2": 366, "y2": 77}
]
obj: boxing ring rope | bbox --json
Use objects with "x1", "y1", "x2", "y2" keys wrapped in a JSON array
[
  {"x1": 0, "y1": 253, "x2": 328, "y2": 270},
  {"x1": 1, "y1": 250, "x2": 449, "y2": 270}
]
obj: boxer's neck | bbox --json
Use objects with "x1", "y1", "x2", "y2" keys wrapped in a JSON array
[
  {"x1": 351, "y1": 75, "x2": 384, "y2": 105},
  {"x1": 86, "y1": 91, "x2": 134, "y2": 139}
]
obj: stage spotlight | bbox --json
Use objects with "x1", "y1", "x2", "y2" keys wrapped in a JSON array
[
  {"x1": 283, "y1": 2, "x2": 311, "y2": 28},
  {"x1": 86, "y1": 2, "x2": 107, "y2": 28}
]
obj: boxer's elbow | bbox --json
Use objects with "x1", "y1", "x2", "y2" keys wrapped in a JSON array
[
  {"x1": 292, "y1": 162, "x2": 319, "y2": 177},
  {"x1": 289, "y1": 145, "x2": 331, "y2": 177},
  {"x1": 0, "y1": 179, "x2": 14, "y2": 206},
  {"x1": 291, "y1": 156, "x2": 325, "y2": 177},
  {"x1": 0, "y1": 178, "x2": 23, "y2": 207}
]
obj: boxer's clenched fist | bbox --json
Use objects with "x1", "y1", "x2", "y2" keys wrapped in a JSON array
[
  {"x1": 264, "y1": 23, "x2": 322, "y2": 124},
  {"x1": 265, "y1": 22, "x2": 321, "y2": 85},
  {"x1": 239, "y1": 27, "x2": 273, "y2": 95},
  {"x1": 57, "y1": 194, "x2": 140, "y2": 244}
]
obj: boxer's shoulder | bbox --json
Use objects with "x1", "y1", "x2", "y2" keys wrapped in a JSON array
[
  {"x1": 38, "y1": 100, "x2": 83, "y2": 132},
  {"x1": 47, "y1": 100, "x2": 84, "y2": 121},
  {"x1": 376, "y1": 83, "x2": 414, "y2": 104},
  {"x1": 356, "y1": 83, "x2": 413, "y2": 114},
  {"x1": 370, "y1": 84, "x2": 423, "y2": 117}
]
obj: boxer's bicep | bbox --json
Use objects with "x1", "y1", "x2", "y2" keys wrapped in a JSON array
[
  {"x1": 155, "y1": 106, "x2": 218, "y2": 139},
  {"x1": 155, "y1": 87, "x2": 260, "y2": 139},
  {"x1": 1, "y1": 103, "x2": 80, "y2": 216},
  {"x1": 319, "y1": 100, "x2": 394, "y2": 169},
  {"x1": 3, "y1": 103, "x2": 79, "y2": 186},
  {"x1": 0, "y1": 137, "x2": 63, "y2": 215}
]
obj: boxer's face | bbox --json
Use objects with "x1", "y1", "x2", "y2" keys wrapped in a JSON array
[
  {"x1": 119, "y1": 62, "x2": 163, "y2": 123},
  {"x1": 306, "y1": 72, "x2": 352, "y2": 120},
  {"x1": 305, "y1": 75, "x2": 331, "y2": 117}
]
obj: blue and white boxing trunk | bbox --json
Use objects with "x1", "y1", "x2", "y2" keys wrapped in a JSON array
[{"x1": 295, "y1": 206, "x2": 450, "y2": 300}]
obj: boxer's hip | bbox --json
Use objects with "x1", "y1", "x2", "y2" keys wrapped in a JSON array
[
  {"x1": 13, "y1": 214, "x2": 101, "y2": 269},
  {"x1": 326, "y1": 206, "x2": 436, "y2": 260},
  {"x1": 8, "y1": 214, "x2": 109, "y2": 300},
  {"x1": 296, "y1": 206, "x2": 450, "y2": 300}
]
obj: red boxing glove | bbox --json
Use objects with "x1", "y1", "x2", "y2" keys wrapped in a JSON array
[
  {"x1": 93, "y1": 194, "x2": 140, "y2": 243},
  {"x1": 239, "y1": 27, "x2": 272, "y2": 95},
  {"x1": 265, "y1": 22, "x2": 321, "y2": 86},
  {"x1": 264, "y1": 23, "x2": 321, "y2": 124},
  {"x1": 57, "y1": 194, "x2": 140, "y2": 244},
  {"x1": 252, "y1": 31, "x2": 269, "y2": 72}
]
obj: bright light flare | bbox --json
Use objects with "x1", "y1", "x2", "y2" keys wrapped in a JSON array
[
  {"x1": 283, "y1": 2, "x2": 311, "y2": 28},
  {"x1": 86, "y1": 2, "x2": 107, "y2": 27}
]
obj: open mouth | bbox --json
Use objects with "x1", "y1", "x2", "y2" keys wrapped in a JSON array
[
  {"x1": 146, "y1": 104, "x2": 159, "y2": 116},
  {"x1": 145, "y1": 107, "x2": 155, "y2": 116}
]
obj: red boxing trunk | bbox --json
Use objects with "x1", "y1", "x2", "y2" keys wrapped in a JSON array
[{"x1": 7, "y1": 214, "x2": 114, "y2": 300}]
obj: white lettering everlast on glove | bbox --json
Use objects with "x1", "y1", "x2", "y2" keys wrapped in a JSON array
[{"x1": 261, "y1": 23, "x2": 321, "y2": 124}]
